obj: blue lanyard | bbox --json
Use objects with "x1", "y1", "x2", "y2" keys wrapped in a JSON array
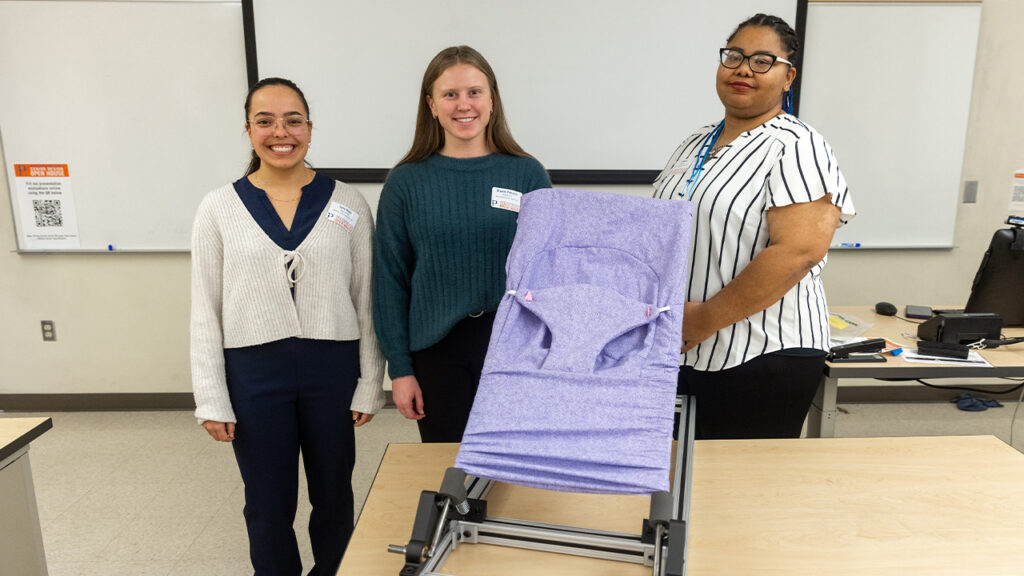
[{"x1": 682, "y1": 121, "x2": 724, "y2": 201}]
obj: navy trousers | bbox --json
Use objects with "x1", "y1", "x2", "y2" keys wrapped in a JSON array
[
  {"x1": 676, "y1": 349, "x2": 826, "y2": 440},
  {"x1": 225, "y1": 338, "x2": 359, "y2": 576}
]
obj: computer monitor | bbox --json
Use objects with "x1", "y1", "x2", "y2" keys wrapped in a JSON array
[{"x1": 964, "y1": 224, "x2": 1024, "y2": 326}]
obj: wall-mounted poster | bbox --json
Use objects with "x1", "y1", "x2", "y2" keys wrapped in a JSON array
[{"x1": 11, "y1": 163, "x2": 80, "y2": 250}]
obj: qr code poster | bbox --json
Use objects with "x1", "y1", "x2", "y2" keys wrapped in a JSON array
[
  {"x1": 11, "y1": 163, "x2": 81, "y2": 249},
  {"x1": 33, "y1": 199, "x2": 64, "y2": 227}
]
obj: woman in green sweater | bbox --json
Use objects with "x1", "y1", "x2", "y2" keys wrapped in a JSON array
[{"x1": 373, "y1": 45, "x2": 551, "y2": 442}]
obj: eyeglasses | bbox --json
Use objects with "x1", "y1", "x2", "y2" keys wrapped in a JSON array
[
  {"x1": 249, "y1": 115, "x2": 310, "y2": 132},
  {"x1": 719, "y1": 48, "x2": 792, "y2": 74}
]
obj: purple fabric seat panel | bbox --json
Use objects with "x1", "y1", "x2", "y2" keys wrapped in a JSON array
[{"x1": 455, "y1": 188, "x2": 693, "y2": 494}]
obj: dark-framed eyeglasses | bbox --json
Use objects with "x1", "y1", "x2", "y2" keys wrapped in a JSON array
[{"x1": 719, "y1": 48, "x2": 792, "y2": 74}]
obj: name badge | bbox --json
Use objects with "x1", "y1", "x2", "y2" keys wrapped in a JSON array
[
  {"x1": 669, "y1": 157, "x2": 695, "y2": 176},
  {"x1": 654, "y1": 157, "x2": 694, "y2": 194},
  {"x1": 326, "y1": 201, "x2": 359, "y2": 232},
  {"x1": 490, "y1": 187, "x2": 522, "y2": 213}
]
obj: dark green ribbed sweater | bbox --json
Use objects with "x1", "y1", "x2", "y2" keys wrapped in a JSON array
[{"x1": 373, "y1": 153, "x2": 551, "y2": 379}]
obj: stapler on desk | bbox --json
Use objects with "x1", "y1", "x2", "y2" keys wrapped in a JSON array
[{"x1": 827, "y1": 338, "x2": 886, "y2": 362}]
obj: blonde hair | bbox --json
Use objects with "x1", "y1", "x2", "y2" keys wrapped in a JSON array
[{"x1": 397, "y1": 46, "x2": 531, "y2": 166}]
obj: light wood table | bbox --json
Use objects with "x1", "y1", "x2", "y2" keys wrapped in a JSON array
[
  {"x1": 808, "y1": 306, "x2": 1024, "y2": 437},
  {"x1": 340, "y1": 436, "x2": 1024, "y2": 575},
  {"x1": 0, "y1": 417, "x2": 53, "y2": 576}
]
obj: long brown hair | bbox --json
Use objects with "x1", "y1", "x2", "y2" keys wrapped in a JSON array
[{"x1": 397, "y1": 46, "x2": 531, "y2": 166}]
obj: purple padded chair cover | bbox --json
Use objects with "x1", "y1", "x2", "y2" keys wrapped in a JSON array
[{"x1": 455, "y1": 188, "x2": 693, "y2": 494}]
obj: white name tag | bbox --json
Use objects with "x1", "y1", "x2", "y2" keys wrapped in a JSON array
[
  {"x1": 326, "y1": 201, "x2": 359, "y2": 232},
  {"x1": 490, "y1": 187, "x2": 522, "y2": 213},
  {"x1": 669, "y1": 157, "x2": 694, "y2": 176}
]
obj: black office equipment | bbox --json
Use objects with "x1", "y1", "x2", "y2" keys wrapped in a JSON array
[
  {"x1": 917, "y1": 313, "x2": 1002, "y2": 344},
  {"x1": 917, "y1": 341, "x2": 970, "y2": 359},
  {"x1": 906, "y1": 305, "x2": 933, "y2": 319},
  {"x1": 830, "y1": 354, "x2": 887, "y2": 363},
  {"x1": 964, "y1": 222, "x2": 1024, "y2": 326},
  {"x1": 828, "y1": 338, "x2": 886, "y2": 361},
  {"x1": 874, "y1": 302, "x2": 897, "y2": 316}
]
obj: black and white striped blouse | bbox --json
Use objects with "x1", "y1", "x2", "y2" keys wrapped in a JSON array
[{"x1": 653, "y1": 114, "x2": 856, "y2": 371}]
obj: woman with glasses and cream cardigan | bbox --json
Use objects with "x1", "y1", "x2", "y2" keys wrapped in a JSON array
[{"x1": 190, "y1": 77, "x2": 383, "y2": 576}]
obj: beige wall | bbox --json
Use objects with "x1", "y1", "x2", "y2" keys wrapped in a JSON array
[{"x1": 1, "y1": 0, "x2": 1021, "y2": 396}]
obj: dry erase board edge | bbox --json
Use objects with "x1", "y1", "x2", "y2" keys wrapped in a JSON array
[
  {"x1": 12, "y1": 248, "x2": 190, "y2": 254},
  {"x1": 829, "y1": 244, "x2": 955, "y2": 250},
  {"x1": 808, "y1": 1, "x2": 980, "y2": 4}
]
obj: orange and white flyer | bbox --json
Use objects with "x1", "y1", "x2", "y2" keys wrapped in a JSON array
[
  {"x1": 1011, "y1": 169, "x2": 1024, "y2": 212},
  {"x1": 11, "y1": 163, "x2": 80, "y2": 249}
]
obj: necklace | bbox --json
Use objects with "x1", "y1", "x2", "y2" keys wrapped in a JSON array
[
  {"x1": 264, "y1": 191, "x2": 302, "y2": 203},
  {"x1": 711, "y1": 144, "x2": 725, "y2": 156},
  {"x1": 251, "y1": 175, "x2": 302, "y2": 203}
]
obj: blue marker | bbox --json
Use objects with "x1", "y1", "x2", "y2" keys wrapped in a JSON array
[
  {"x1": 839, "y1": 242, "x2": 861, "y2": 248},
  {"x1": 107, "y1": 244, "x2": 114, "y2": 251}
]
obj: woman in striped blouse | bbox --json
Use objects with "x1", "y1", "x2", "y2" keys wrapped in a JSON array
[{"x1": 654, "y1": 14, "x2": 856, "y2": 439}]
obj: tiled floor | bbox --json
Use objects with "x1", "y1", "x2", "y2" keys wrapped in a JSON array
[
  {"x1": 9, "y1": 397, "x2": 1024, "y2": 575},
  {"x1": 20, "y1": 409, "x2": 419, "y2": 576}
]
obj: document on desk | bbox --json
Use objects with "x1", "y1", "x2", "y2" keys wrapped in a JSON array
[
  {"x1": 829, "y1": 312, "x2": 869, "y2": 339},
  {"x1": 901, "y1": 349, "x2": 992, "y2": 367}
]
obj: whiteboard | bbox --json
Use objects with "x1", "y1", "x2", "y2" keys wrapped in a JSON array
[
  {"x1": 252, "y1": 0, "x2": 798, "y2": 172},
  {"x1": 800, "y1": 1, "x2": 981, "y2": 249},
  {"x1": 0, "y1": 0, "x2": 249, "y2": 252},
  {"x1": 0, "y1": 1, "x2": 980, "y2": 251}
]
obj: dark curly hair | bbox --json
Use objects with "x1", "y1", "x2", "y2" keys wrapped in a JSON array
[{"x1": 728, "y1": 13, "x2": 799, "y2": 60}]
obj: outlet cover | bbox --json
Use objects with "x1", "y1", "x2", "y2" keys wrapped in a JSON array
[
  {"x1": 963, "y1": 180, "x2": 978, "y2": 203},
  {"x1": 41, "y1": 320, "x2": 56, "y2": 342}
]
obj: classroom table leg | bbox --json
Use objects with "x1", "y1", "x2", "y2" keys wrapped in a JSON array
[
  {"x1": 807, "y1": 374, "x2": 838, "y2": 438},
  {"x1": 0, "y1": 448, "x2": 48, "y2": 576}
]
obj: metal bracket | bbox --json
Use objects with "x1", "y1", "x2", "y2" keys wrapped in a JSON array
[{"x1": 388, "y1": 396, "x2": 696, "y2": 576}]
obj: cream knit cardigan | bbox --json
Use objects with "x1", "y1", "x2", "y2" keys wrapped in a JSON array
[{"x1": 190, "y1": 180, "x2": 385, "y2": 424}]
